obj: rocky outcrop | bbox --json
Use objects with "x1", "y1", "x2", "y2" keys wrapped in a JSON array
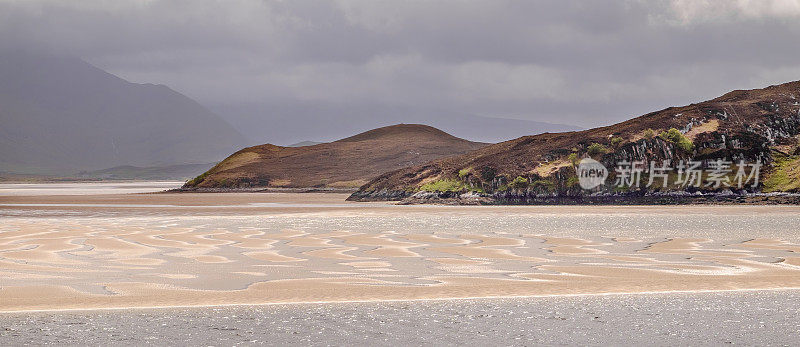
[{"x1": 346, "y1": 189, "x2": 415, "y2": 202}]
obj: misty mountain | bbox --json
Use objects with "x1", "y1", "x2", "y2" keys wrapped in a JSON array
[
  {"x1": 77, "y1": 163, "x2": 216, "y2": 181},
  {"x1": 211, "y1": 103, "x2": 581, "y2": 146},
  {"x1": 0, "y1": 50, "x2": 247, "y2": 174},
  {"x1": 287, "y1": 141, "x2": 325, "y2": 147}
]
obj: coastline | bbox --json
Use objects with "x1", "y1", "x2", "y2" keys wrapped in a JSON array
[
  {"x1": 167, "y1": 184, "x2": 800, "y2": 205},
  {"x1": 349, "y1": 190, "x2": 800, "y2": 205}
]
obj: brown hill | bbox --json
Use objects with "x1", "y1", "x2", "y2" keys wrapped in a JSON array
[
  {"x1": 350, "y1": 81, "x2": 800, "y2": 202},
  {"x1": 182, "y1": 124, "x2": 488, "y2": 189}
]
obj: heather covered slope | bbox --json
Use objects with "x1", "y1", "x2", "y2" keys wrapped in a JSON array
[
  {"x1": 182, "y1": 124, "x2": 488, "y2": 189},
  {"x1": 350, "y1": 81, "x2": 800, "y2": 203},
  {"x1": 0, "y1": 50, "x2": 247, "y2": 174}
]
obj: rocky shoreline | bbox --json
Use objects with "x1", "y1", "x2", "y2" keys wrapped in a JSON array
[
  {"x1": 347, "y1": 190, "x2": 800, "y2": 205},
  {"x1": 169, "y1": 186, "x2": 800, "y2": 205}
]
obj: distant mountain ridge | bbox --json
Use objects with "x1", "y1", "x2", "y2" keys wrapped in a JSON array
[
  {"x1": 182, "y1": 124, "x2": 489, "y2": 189},
  {"x1": 0, "y1": 50, "x2": 247, "y2": 174},
  {"x1": 77, "y1": 163, "x2": 216, "y2": 181},
  {"x1": 212, "y1": 103, "x2": 581, "y2": 145},
  {"x1": 288, "y1": 141, "x2": 324, "y2": 147}
]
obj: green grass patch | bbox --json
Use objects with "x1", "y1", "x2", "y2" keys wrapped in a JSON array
[
  {"x1": 610, "y1": 136, "x2": 624, "y2": 148},
  {"x1": 509, "y1": 176, "x2": 529, "y2": 190},
  {"x1": 567, "y1": 153, "x2": 579, "y2": 166},
  {"x1": 586, "y1": 143, "x2": 608, "y2": 157},
  {"x1": 467, "y1": 185, "x2": 485, "y2": 194},
  {"x1": 531, "y1": 179, "x2": 556, "y2": 192},
  {"x1": 186, "y1": 171, "x2": 209, "y2": 186},
  {"x1": 566, "y1": 175, "x2": 579, "y2": 188},
  {"x1": 420, "y1": 179, "x2": 466, "y2": 192},
  {"x1": 659, "y1": 128, "x2": 694, "y2": 153},
  {"x1": 763, "y1": 154, "x2": 800, "y2": 192}
]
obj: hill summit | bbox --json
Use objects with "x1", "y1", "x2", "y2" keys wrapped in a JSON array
[{"x1": 182, "y1": 124, "x2": 488, "y2": 189}]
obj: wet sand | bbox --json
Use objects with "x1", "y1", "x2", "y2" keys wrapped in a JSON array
[
  {"x1": 2, "y1": 183, "x2": 800, "y2": 312},
  {"x1": 2, "y1": 290, "x2": 799, "y2": 345}
]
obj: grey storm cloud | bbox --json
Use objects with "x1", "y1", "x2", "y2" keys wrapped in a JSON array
[{"x1": 3, "y1": 0, "x2": 800, "y2": 128}]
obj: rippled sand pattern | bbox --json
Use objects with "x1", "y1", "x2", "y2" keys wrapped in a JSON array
[{"x1": 1, "y1": 189, "x2": 800, "y2": 311}]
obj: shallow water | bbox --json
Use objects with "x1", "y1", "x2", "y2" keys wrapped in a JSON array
[{"x1": 0, "y1": 181, "x2": 184, "y2": 196}]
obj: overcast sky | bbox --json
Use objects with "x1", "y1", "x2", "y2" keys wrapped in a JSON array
[{"x1": 3, "y1": 0, "x2": 800, "y2": 128}]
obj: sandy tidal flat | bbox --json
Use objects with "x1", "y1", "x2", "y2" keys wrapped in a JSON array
[
  {"x1": 3, "y1": 290, "x2": 799, "y2": 345},
  {"x1": 1, "y1": 183, "x2": 800, "y2": 312}
]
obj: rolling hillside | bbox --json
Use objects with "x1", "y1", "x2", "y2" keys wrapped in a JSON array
[{"x1": 183, "y1": 124, "x2": 488, "y2": 189}]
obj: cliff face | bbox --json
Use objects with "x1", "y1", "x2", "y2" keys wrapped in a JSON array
[
  {"x1": 349, "y1": 81, "x2": 800, "y2": 203},
  {"x1": 182, "y1": 124, "x2": 488, "y2": 190}
]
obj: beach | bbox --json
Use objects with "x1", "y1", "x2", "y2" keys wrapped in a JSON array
[
  {"x1": 2, "y1": 182, "x2": 800, "y2": 313},
  {"x1": 2, "y1": 290, "x2": 799, "y2": 345}
]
